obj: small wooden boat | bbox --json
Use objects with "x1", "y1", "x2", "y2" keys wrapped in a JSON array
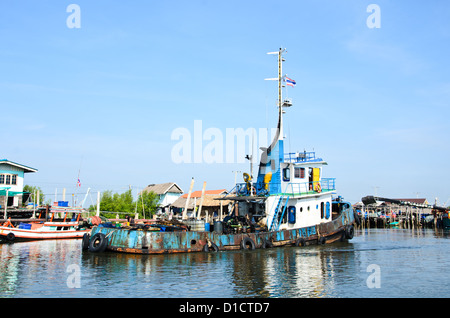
[{"x1": 0, "y1": 205, "x2": 90, "y2": 243}]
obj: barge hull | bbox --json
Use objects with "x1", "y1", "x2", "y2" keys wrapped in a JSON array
[{"x1": 87, "y1": 207, "x2": 355, "y2": 254}]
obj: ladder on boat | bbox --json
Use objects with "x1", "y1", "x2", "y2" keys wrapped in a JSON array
[{"x1": 269, "y1": 196, "x2": 290, "y2": 232}]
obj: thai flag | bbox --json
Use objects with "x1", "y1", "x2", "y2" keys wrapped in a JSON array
[
  {"x1": 285, "y1": 77, "x2": 296, "y2": 87},
  {"x1": 77, "y1": 178, "x2": 81, "y2": 187}
]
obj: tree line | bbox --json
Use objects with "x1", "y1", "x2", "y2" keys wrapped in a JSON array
[
  {"x1": 88, "y1": 189, "x2": 159, "y2": 219},
  {"x1": 22, "y1": 185, "x2": 159, "y2": 219}
]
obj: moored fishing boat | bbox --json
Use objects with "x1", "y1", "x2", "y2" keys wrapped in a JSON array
[
  {"x1": 84, "y1": 48, "x2": 358, "y2": 254},
  {"x1": 0, "y1": 205, "x2": 90, "y2": 243}
]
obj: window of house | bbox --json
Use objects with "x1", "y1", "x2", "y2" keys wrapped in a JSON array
[
  {"x1": 0, "y1": 174, "x2": 4, "y2": 184},
  {"x1": 294, "y1": 167, "x2": 305, "y2": 179},
  {"x1": 5, "y1": 175, "x2": 11, "y2": 185},
  {"x1": 11, "y1": 175, "x2": 17, "y2": 185}
]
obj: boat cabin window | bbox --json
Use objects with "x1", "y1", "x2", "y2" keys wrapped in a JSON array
[
  {"x1": 282, "y1": 167, "x2": 290, "y2": 182},
  {"x1": 321, "y1": 202, "x2": 325, "y2": 219},
  {"x1": 294, "y1": 167, "x2": 305, "y2": 179}
]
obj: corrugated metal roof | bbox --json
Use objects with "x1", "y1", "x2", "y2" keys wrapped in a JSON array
[
  {"x1": 141, "y1": 182, "x2": 183, "y2": 195},
  {"x1": 171, "y1": 194, "x2": 233, "y2": 209},
  {"x1": 181, "y1": 189, "x2": 227, "y2": 198}
]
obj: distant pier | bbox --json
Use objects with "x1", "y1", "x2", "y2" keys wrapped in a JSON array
[
  {"x1": 355, "y1": 196, "x2": 449, "y2": 229},
  {"x1": 356, "y1": 213, "x2": 446, "y2": 229}
]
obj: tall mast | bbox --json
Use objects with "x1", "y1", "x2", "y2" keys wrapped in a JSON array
[
  {"x1": 265, "y1": 48, "x2": 287, "y2": 148},
  {"x1": 258, "y1": 48, "x2": 289, "y2": 193},
  {"x1": 277, "y1": 48, "x2": 284, "y2": 141}
]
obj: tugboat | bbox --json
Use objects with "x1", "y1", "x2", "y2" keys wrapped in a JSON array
[{"x1": 84, "y1": 48, "x2": 358, "y2": 254}]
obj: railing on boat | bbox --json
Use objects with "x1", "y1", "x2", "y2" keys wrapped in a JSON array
[
  {"x1": 282, "y1": 178, "x2": 336, "y2": 196},
  {"x1": 230, "y1": 178, "x2": 336, "y2": 197},
  {"x1": 283, "y1": 152, "x2": 323, "y2": 163}
]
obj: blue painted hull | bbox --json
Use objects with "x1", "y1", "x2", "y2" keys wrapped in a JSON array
[{"x1": 86, "y1": 207, "x2": 356, "y2": 254}]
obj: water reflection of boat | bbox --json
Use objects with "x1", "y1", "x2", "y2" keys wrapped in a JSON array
[
  {"x1": 84, "y1": 48, "x2": 357, "y2": 255},
  {"x1": 0, "y1": 205, "x2": 90, "y2": 243}
]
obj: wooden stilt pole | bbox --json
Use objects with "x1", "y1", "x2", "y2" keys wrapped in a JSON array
[
  {"x1": 183, "y1": 178, "x2": 195, "y2": 220},
  {"x1": 196, "y1": 181, "x2": 206, "y2": 220}
]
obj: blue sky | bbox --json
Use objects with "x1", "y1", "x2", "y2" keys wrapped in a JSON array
[{"x1": 1, "y1": 1, "x2": 449, "y2": 206}]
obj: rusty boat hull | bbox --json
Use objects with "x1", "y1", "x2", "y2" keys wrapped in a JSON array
[{"x1": 85, "y1": 205, "x2": 356, "y2": 254}]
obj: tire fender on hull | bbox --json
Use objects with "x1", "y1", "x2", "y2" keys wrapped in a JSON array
[
  {"x1": 261, "y1": 238, "x2": 273, "y2": 249},
  {"x1": 89, "y1": 232, "x2": 108, "y2": 253},
  {"x1": 318, "y1": 236, "x2": 326, "y2": 245},
  {"x1": 345, "y1": 225, "x2": 354, "y2": 239},
  {"x1": 6, "y1": 232, "x2": 15, "y2": 242},
  {"x1": 203, "y1": 241, "x2": 219, "y2": 252},
  {"x1": 295, "y1": 237, "x2": 306, "y2": 247},
  {"x1": 82, "y1": 233, "x2": 90, "y2": 250},
  {"x1": 241, "y1": 237, "x2": 256, "y2": 250},
  {"x1": 353, "y1": 211, "x2": 361, "y2": 226}
]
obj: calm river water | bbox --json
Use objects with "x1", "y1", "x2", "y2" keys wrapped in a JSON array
[{"x1": 1, "y1": 228, "x2": 449, "y2": 298}]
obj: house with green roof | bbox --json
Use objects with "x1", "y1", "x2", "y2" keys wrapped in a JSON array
[{"x1": 0, "y1": 159, "x2": 37, "y2": 208}]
